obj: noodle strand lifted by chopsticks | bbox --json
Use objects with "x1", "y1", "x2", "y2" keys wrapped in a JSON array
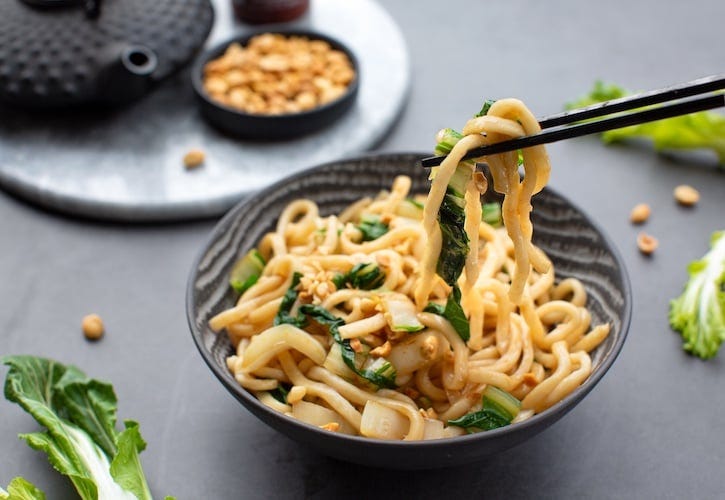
[{"x1": 417, "y1": 98, "x2": 551, "y2": 307}]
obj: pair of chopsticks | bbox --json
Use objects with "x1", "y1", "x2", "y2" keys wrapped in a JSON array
[{"x1": 419, "y1": 74, "x2": 725, "y2": 168}]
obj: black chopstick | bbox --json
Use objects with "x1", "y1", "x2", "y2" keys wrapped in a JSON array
[
  {"x1": 539, "y1": 74, "x2": 725, "y2": 128},
  {"x1": 419, "y1": 75, "x2": 725, "y2": 168}
]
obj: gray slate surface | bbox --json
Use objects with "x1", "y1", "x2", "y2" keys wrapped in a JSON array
[{"x1": 1, "y1": 0, "x2": 724, "y2": 498}]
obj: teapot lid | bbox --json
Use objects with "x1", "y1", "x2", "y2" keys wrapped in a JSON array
[{"x1": 0, "y1": 0, "x2": 214, "y2": 107}]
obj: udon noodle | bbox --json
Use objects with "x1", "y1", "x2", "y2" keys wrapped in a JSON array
[{"x1": 210, "y1": 99, "x2": 610, "y2": 440}]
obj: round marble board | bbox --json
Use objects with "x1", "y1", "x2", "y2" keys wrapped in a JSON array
[{"x1": 0, "y1": 0, "x2": 410, "y2": 221}]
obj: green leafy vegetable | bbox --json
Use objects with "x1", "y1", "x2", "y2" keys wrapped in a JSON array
[
  {"x1": 566, "y1": 80, "x2": 627, "y2": 107},
  {"x1": 481, "y1": 385, "x2": 522, "y2": 419},
  {"x1": 332, "y1": 263, "x2": 386, "y2": 291},
  {"x1": 475, "y1": 99, "x2": 496, "y2": 118},
  {"x1": 395, "y1": 198, "x2": 424, "y2": 219},
  {"x1": 229, "y1": 249, "x2": 266, "y2": 295},
  {"x1": 274, "y1": 272, "x2": 305, "y2": 327},
  {"x1": 299, "y1": 305, "x2": 397, "y2": 389},
  {"x1": 272, "y1": 283, "x2": 396, "y2": 388},
  {"x1": 434, "y1": 128, "x2": 465, "y2": 156},
  {"x1": 436, "y1": 188, "x2": 470, "y2": 285},
  {"x1": 448, "y1": 386, "x2": 521, "y2": 433},
  {"x1": 381, "y1": 294, "x2": 424, "y2": 333},
  {"x1": 1, "y1": 477, "x2": 46, "y2": 499},
  {"x1": 669, "y1": 230, "x2": 725, "y2": 359},
  {"x1": 406, "y1": 198, "x2": 424, "y2": 210},
  {"x1": 567, "y1": 81, "x2": 725, "y2": 166},
  {"x1": 429, "y1": 108, "x2": 505, "y2": 342},
  {"x1": 442, "y1": 286, "x2": 470, "y2": 341},
  {"x1": 268, "y1": 384, "x2": 291, "y2": 404},
  {"x1": 482, "y1": 202, "x2": 502, "y2": 227},
  {"x1": 2, "y1": 355, "x2": 171, "y2": 500},
  {"x1": 423, "y1": 302, "x2": 446, "y2": 316},
  {"x1": 423, "y1": 286, "x2": 470, "y2": 341},
  {"x1": 447, "y1": 406, "x2": 509, "y2": 432},
  {"x1": 356, "y1": 214, "x2": 389, "y2": 241}
]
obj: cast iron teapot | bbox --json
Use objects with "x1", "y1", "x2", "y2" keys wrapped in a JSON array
[{"x1": 0, "y1": 0, "x2": 214, "y2": 108}]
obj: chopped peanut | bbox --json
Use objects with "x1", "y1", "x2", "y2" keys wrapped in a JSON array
[
  {"x1": 319, "y1": 422, "x2": 340, "y2": 432},
  {"x1": 420, "y1": 336, "x2": 439, "y2": 360},
  {"x1": 370, "y1": 340, "x2": 392, "y2": 358},
  {"x1": 629, "y1": 203, "x2": 651, "y2": 224},
  {"x1": 421, "y1": 407, "x2": 438, "y2": 419},
  {"x1": 637, "y1": 232, "x2": 659, "y2": 255},
  {"x1": 202, "y1": 33, "x2": 355, "y2": 116},
  {"x1": 298, "y1": 270, "x2": 336, "y2": 304},
  {"x1": 349, "y1": 338, "x2": 363, "y2": 353},
  {"x1": 183, "y1": 149, "x2": 205, "y2": 169},
  {"x1": 523, "y1": 372, "x2": 538, "y2": 386},
  {"x1": 81, "y1": 314, "x2": 104, "y2": 340},
  {"x1": 402, "y1": 387, "x2": 420, "y2": 400},
  {"x1": 673, "y1": 184, "x2": 700, "y2": 206}
]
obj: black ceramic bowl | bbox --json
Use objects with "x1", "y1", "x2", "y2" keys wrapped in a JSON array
[
  {"x1": 191, "y1": 30, "x2": 359, "y2": 140},
  {"x1": 186, "y1": 152, "x2": 632, "y2": 469}
]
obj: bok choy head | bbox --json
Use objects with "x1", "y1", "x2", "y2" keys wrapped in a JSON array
[{"x1": 2, "y1": 355, "x2": 172, "y2": 500}]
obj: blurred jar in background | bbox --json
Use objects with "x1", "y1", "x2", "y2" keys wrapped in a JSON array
[{"x1": 232, "y1": 0, "x2": 310, "y2": 24}]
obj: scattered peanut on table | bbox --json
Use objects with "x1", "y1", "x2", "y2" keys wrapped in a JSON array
[
  {"x1": 183, "y1": 149, "x2": 205, "y2": 169},
  {"x1": 637, "y1": 232, "x2": 659, "y2": 255},
  {"x1": 202, "y1": 33, "x2": 355, "y2": 115},
  {"x1": 673, "y1": 184, "x2": 700, "y2": 206},
  {"x1": 629, "y1": 203, "x2": 651, "y2": 224},
  {"x1": 81, "y1": 314, "x2": 104, "y2": 340}
]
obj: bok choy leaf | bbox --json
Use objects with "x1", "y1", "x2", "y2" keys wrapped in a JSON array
[
  {"x1": 1, "y1": 477, "x2": 46, "y2": 499},
  {"x1": 424, "y1": 286, "x2": 470, "y2": 341},
  {"x1": 448, "y1": 386, "x2": 521, "y2": 433},
  {"x1": 669, "y1": 230, "x2": 725, "y2": 359},
  {"x1": 427, "y1": 109, "x2": 506, "y2": 342},
  {"x1": 274, "y1": 272, "x2": 306, "y2": 328},
  {"x1": 2, "y1": 355, "x2": 172, "y2": 500},
  {"x1": 332, "y1": 263, "x2": 386, "y2": 291},
  {"x1": 299, "y1": 305, "x2": 397, "y2": 389},
  {"x1": 567, "y1": 81, "x2": 725, "y2": 166},
  {"x1": 271, "y1": 278, "x2": 397, "y2": 389},
  {"x1": 355, "y1": 215, "x2": 389, "y2": 242}
]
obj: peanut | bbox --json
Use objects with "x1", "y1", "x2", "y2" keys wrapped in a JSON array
[
  {"x1": 82, "y1": 314, "x2": 104, "y2": 340},
  {"x1": 202, "y1": 33, "x2": 355, "y2": 116},
  {"x1": 629, "y1": 203, "x2": 651, "y2": 224},
  {"x1": 673, "y1": 185, "x2": 700, "y2": 206},
  {"x1": 637, "y1": 232, "x2": 659, "y2": 255},
  {"x1": 183, "y1": 149, "x2": 205, "y2": 169},
  {"x1": 319, "y1": 422, "x2": 340, "y2": 432}
]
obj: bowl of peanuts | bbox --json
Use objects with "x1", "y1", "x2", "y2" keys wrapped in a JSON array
[{"x1": 192, "y1": 30, "x2": 359, "y2": 139}]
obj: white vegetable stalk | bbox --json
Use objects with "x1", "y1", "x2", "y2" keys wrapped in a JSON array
[{"x1": 64, "y1": 425, "x2": 138, "y2": 500}]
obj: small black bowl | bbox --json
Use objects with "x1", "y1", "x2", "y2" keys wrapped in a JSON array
[{"x1": 191, "y1": 30, "x2": 360, "y2": 140}]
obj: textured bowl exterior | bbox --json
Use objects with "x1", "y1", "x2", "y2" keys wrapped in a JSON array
[
  {"x1": 191, "y1": 29, "x2": 360, "y2": 139},
  {"x1": 186, "y1": 152, "x2": 631, "y2": 469}
]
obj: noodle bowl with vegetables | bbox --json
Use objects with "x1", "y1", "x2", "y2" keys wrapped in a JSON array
[{"x1": 208, "y1": 100, "x2": 612, "y2": 441}]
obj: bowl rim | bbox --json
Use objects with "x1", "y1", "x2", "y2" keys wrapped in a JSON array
[
  {"x1": 190, "y1": 28, "x2": 361, "y2": 120},
  {"x1": 186, "y1": 151, "x2": 632, "y2": 450}
]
